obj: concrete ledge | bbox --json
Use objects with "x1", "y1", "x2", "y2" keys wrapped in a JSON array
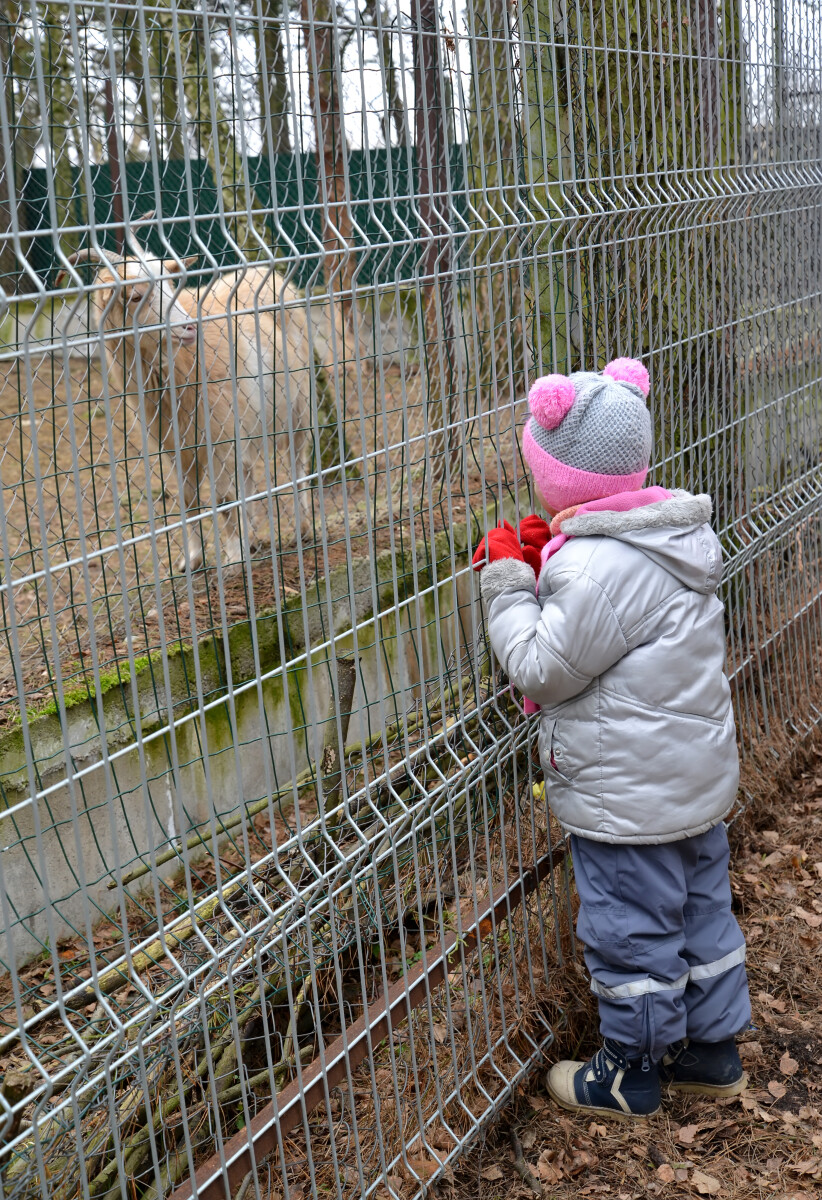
[{"x1": 0, "y1": 519, "x2": 476, "y2": 968}]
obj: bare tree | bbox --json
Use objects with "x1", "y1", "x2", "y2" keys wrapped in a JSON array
[
  {"x1": 301, "y1": 0, "x2": 355, "y2": 318},
  {"x1": 466, "y1": 0, "x2": 525, "y2": 406},
  {"x1": 256, "y1": 0, "x2": 291, "y2": 156},
  {"x1": 363, "y1": 0, "x2": 408, "y2": 147},
  {"x1": 412, "y1": 0, "x2": 458, "y2": 477},
  {"x1": 0, "y1": 0, "x2": 22, "y2": 293}
]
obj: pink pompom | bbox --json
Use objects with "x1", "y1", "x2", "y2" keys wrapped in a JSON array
[
  {"x1": 602, "y1": 357, "x2": 650, "y2": 398},
  {"x1": 528, "y1": 374, "x2": 576, "y2": 430}
]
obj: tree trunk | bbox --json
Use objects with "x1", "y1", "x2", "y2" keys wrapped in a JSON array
[
  {"x1": 182, "y1": 15, "x2": 269, "y2": 257},
  {"x1": 466, "y1": 0, "x2": 525, "y2": 407},
  {"x1": 124, "y1": 8, "x2": 154, "y2": 158},
  {"x1": 155, "y1": 18, "x2": 185, "y2": 159},
  {"x1": 0, "y1": 0, "x2": 21, "y2": 293},
  {"x1": 256, "y1": 0, "x2": 290, "y2": 156},
  {"x1": 301, "y1": 0, "x2": 354, "y2": 319},
  {"x1": 363, "y1": 0, "x2": 407, "y2": 147},
  {"x1": 43, "y1": 7, "x2": 80, "y2": 252},
  {"x1": 412, "y1": 0, "x2": 458, "y2": 479},
  {"x1": 521, "y1": 0, "x2": 744, "y2": 492}
]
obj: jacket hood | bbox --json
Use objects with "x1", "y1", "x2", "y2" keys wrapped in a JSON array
[{"x1": 560, "y1": 490, "x2": 721, "y2": 594}]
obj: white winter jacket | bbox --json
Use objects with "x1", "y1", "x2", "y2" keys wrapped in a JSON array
[{"x1": 480, "y1": 491, "x2": 739, "y2": 844}]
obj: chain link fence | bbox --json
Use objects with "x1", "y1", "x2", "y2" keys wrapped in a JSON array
[{"x1": 0, "y1": 0, "x2": 820, "y2": 1197}]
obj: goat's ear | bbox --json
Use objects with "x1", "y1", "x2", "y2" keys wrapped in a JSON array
[{"x1": 163, "y1": 256, "x2": 198, "y2": 276}]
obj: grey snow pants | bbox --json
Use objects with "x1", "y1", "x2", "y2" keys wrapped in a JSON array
[{"x1": 570, "y1": 821, "x2": 751, "y2": 1062}]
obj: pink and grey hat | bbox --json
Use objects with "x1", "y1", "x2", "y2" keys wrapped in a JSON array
[{"x1": 521, "y1": 358, "x2": 652, "y2": 512}]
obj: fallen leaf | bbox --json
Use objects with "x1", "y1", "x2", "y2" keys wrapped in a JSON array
[
  {"x1": 768, "y1": 1080, "x2": 788, "y2": 1099},
  {"x1": 739, "y1": 1041, "x2": 764, "y2": 1062},
  {"x1": 520, "y1": 1128, "x2": 537, "y2": 1150},
  {"x1": 405, "y1": 1155, "x2": 440, "y2": 1182},
  {"x1": 780, "y1": 1052, "x2": 800, "y2": 1076},
  {"x1": 814, "y1": 861, "x2": 822, "y2": 878},
  {"x1": 676, "y1": 1124, "x2": 700, "y2": 1145},
  {"x1": 741, "y1": 1095, "x2": 758, "y2": 1110},
  {"x1": 588, "y1": 1122, "x2": 608, "y2": 1138},
  {"x1": 426, "y1": 1127, "x2": 453, "y2": 1150},
  {"x1": 762, "y1": 850, "x2": 784, "y2": 867},
  {"x1": 656, "y1": 1163, "x2": 675, "y2": 1183},
  {"x1": 479, "y1": 1165, "x2": 504, "y2": 1181},
  {"x1": 793, "y1": 906, "x2": 822, "y2": 928},
  {"x1": 758, "y1": 991, "x2": 788, "y2": 1013},
  {"x1": 674, "y1": 1168, "x2": 689, "y2": 1182},
  {"x1": 569, "y1": 1150, "x2": 598, "y2": 1175},
  {"x1": 431, "y1": 1022, "x2": 449, "y2": 1044},
  {"x1": 537, "y1": 1158, "x2": 563, "y2": 1184},
  {"x1": 789, "y1": 1159, "x2": 820, "y2": 1175},
  {"x1": 692, "y1": 1169, "x2": 721, "y2": 1195}
]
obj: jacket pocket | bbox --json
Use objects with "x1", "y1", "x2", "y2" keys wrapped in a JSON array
[{"x1": 539, "y1": 716, "x2": 573, "y2": 783}]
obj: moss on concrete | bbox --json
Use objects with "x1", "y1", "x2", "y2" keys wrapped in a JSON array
[{"x1": 0, "y1": 521, "x2": 474, "y2": 799}]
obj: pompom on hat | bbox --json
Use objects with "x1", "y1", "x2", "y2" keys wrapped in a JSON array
[{"x1": 521, "y1": 358, "x2": 653, "y2": 513}]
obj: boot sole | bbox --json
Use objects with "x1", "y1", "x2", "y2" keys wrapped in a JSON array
[
  {"x1": 546, "y1": 1078, "x2": 660, "y2": 1122},
  {"x1": 664, "y1": 1071, "x2": 748, "y2": 1098}
]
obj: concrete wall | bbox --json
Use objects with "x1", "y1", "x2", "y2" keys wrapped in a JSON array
[{"x1": 0, "y1": 527, "x2": 475, "y2": 968}]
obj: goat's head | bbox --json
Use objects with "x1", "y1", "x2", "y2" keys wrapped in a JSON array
[{"x1": 56, "y1": 241, "x2": 199, "y2": 347}]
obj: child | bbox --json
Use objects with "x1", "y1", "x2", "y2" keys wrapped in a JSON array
[{"x1": 474, "y1": 359, "x2": 751, "y2": 1119}]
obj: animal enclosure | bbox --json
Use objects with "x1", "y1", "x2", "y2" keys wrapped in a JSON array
[{"x1": 0, "y1": 1, "x2": 821, "y2": 1200}]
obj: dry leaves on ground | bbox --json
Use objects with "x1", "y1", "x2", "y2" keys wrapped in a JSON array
[{"x1": 448, "y1": 739, "x2": 822, "y2": 1200}]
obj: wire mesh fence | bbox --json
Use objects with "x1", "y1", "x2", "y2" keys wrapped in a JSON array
[{"x1": 0, "y1": 0, "x2": 820, "y2": 1197}]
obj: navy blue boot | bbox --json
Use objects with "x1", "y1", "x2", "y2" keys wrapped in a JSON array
[
  {"x1": 546, "y1": 1039, "x2": 661, "y2": 1120},
  {"x1": 659, "y1": 1038, "x2": 747, "y2": 1096}
]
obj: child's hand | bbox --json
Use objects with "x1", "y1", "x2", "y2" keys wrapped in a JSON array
[
  {"x1": 521, "y1": 545, "x2": 542, "y2": 580},
  {"x1": 518, "y1": 515, "x2": 552, "y2": 551},
  {"x1": 472, "y1": 522, "x2": 525, "y2": 571}
]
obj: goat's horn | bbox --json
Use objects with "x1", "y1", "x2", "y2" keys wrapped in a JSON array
[
  {"x1": 124, "y1": 210, "x2": 156, "y2": 258},
  {"x1": 65, "y1": 248, "x2": 106, "y2": 265}
]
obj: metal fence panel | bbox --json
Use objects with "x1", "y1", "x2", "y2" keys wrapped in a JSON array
[{"x1": 0, "y1": 0, "x2": 819, "y2": 1197}]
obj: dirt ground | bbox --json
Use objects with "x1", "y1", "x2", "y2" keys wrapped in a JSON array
[
  {"x1": 445, "y1": 744, "x2": 822, "y2": 1200},
  {"x1": 0, "y1": 350, "x2": 516, "y2": 725}
]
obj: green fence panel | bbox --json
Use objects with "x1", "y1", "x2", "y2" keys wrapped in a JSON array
[{"x1": 22, "y1": 150, "x2": 471, "y2": 288}]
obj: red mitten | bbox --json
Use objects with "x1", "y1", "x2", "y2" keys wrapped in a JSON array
[
  {"x1": 472, "y1": 523, "x2": 525, "y2": 571},
  {"x1": 522, "y1": 544, "x2": 542, "y2": 580},
  {"x1": 518, "y1": 514, "x2": 552, "y2": 552}
]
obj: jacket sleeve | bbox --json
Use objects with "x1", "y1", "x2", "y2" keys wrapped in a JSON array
[{"x1": 480, "y1": 558, "x2": 628, "y2": 706}]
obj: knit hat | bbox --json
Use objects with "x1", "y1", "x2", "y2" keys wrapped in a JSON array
[{"x1": 521, "y1": 358, "x2": 653, "y2": 512}]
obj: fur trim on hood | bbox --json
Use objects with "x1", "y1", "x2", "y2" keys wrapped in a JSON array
[{"x1": 560, "y1": 490, "x2": 712, "y2": 538}]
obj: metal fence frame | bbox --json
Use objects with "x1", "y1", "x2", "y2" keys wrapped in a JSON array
[{"x1": 0, "y1": 0, "x2": 821, "y2": 1198}]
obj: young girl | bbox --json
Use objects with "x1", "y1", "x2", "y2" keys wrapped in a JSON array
[{"x1": 474, "y1": 359, "x2": 751, "y2": 1119}]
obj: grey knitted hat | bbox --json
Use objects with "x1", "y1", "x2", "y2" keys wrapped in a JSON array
[{"x1": 521, "y1": 358, "x2": 653, "y2": 511}]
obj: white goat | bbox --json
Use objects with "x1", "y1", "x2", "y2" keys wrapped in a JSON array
[{"x1": 58, "y1": 233, "x2": 317, "y2": 570}]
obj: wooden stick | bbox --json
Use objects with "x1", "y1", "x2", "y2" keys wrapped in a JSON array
[{"x1": 318, "y1": 655, "x2": 359, "y2": 817}]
